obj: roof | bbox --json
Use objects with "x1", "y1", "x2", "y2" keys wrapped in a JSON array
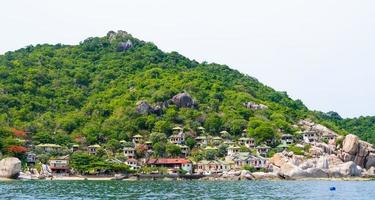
[
  {"x1": 197, "y1": 127, "x2": 205, "y2": 130},
  {"x1": 88, "y1": 144, "x2": 101, "y2": 148},
  {"x1": 220, "y1": 131, "x2": 228, "y2": 134},
  {"x1": 238, "y1": 137, "x2": 251, "y2": 141},
  {"x1": 212, "y1": 136, "x2": 222, "y2": 140},
  {"x1": 147, "y1": 158, "x2": 191, "y2": 165},
  {"x1": 205, "y1": 146, "x2": 218, "y2": 150},
  {"x1": 228, "y1": 146, "x2": 241, "y2": 149},
  {"x1": 256, "y1": 145, "x2": 270, "y2": 149},
  {"x1": 173, "y1": 126, "x2": 183, "y2": 130},
  {"x1": 277, "y1": 144, "x2": 289, "y2": 148},
  {"x1": 133, "y1": 134, "x2": 143, "y2": 138},
  {"x1": 50, "y1": 155, "x2": 69, "y2": 161},
  {"x1": 36, "y1": 144, "x2": 62, "y2": 148},
  {"x1": 196, "y1": 136, "x2": 207, "y2": 140}
]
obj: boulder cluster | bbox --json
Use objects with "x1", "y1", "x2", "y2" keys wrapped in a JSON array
[
  {"x1": 265, "y1": 133, "x2": 375, "y2": 179},
  {"x1": 136, "y1": 93, "x2": 195, "y2": 115}
]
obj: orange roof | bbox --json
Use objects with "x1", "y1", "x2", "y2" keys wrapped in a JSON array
[
  {"x1": 11, "y1": 128, "x2": 31, "y2": 137},
  {"x1": 147, "y1": 158, "x2": 191, "y2": 165}
]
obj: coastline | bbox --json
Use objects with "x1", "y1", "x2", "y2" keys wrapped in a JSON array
[{"x1": 7, "y1": 175, "x2": 375, "y2": 182}]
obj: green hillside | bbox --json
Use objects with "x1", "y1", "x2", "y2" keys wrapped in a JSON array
[{"x1": 0, "y1": 30, "x2": 367, "y2": 155}]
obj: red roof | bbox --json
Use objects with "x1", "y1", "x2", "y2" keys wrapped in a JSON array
[{"x1": 147, "y1": 158, "x2": 191, "y2": 165}]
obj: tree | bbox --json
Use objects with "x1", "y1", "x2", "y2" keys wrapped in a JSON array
[{"x1": 166, "y1": 143, "x2": 181, "y2": 157}]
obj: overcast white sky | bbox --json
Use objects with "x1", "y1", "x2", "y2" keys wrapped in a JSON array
[{"x1": 1, "y1": 0, "x2": 374, "y2": 118}]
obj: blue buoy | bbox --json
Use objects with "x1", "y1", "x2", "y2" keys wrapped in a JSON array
[{"x1": 330, "y1": 187, "x2": 336, "y2": 191}]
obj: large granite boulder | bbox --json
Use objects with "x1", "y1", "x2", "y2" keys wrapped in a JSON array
[
  {"x1": 305, "y1": 168, "x2": 329, "y2": 178},
  {"x1": 279, "y1": 162, "x2": 309, "y2": 179},
  {"x1": 0, "y1": 157, "x2": 21, "y2": 179},
  {"x1": 171, "y1": 93, "x2": 194, "y2": 108},
  {"x1": 342, "y1": 134, "x2": 359, "y2": 155},
  {"x1": 269, "y1": 153, "x2": 289, "y2": 168},
  {"x1": 365, "y1": 153, "x2": 375, "y2": 169},
  {"x1": 328, "y1": 161, "x2": 361, "y2": 177},
  {"x1": 136, "y1": 101, "x2": 152, "y2": 114},
  {"x1": 117, "y1": 40, "x2": 133, "y2": 51}
]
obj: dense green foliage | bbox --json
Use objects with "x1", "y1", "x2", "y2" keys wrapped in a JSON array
[
  {"x1": 0, "y1": 31, "x2": 372, "y2": 155},
  {"x1": 317, "y1": 111, "x2": 375, "y2": 145}
]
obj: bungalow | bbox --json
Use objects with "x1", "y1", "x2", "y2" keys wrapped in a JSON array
[
  {"x1": 26, "y1": 153, "x2": 37, "y2": 165},
  {"x1": 123, "y1": 147, "x2": 135, "y2": 159},
  {"x1": 132, "y1": 134, "x2": 143, "y2": 144},
  {"x1": 195, "y1": 160, "x2": 231, "y2": 174},
  {"x1": 146, "y1": 158, "x2": 193, "y2": 174},
  {"x1": 227, "y1": 146, "x2": 241, "y2": 156},
  {"x1": 88, "y1": 144, "x2": 101, "y2": 155},
  {"x1": 238, "y1": 137, "x2": 255, "y2": 148},
  {"x1": 281, "y1": 134, "x2": 293, "y2": 145},
  {"x1": 125, "y1": 158, "x2": 140, "y2": 170},
  {"x1": 71, "y1": 144, "x2": 79, "y2": 152},
  {"x1": 145, "y1": 141, "x2": 153, "y2": 150},
  {"x1": 49, "y1": 155, "x2": 70, "y2": 176},
  {"x1": 231, "y1": 152, "x2": 267, "y2": 169},
  {"x1": 196, "y1": 136, "x2": 208, "y2": 147},
  {"x1": 223, "y1": 140, "x2": 235, "y2": 146},
  {"x1": 197, "y1": 126, "x2": 205, "y2": 133},
  {"x1": 36, "y1": 144, "x2": 62, "y2": 153},
  {"x1": 212, "y1": 136, "x2": 223, "y2": 145},
  {"x1": 169, "y1": 132, "x2": 185, "y2": 145},
  {"x1": 178, "y1": 145, "x2": 189, "y2": 157},
  {"x1": 256, "y1": 145, "x2": 270, "y2": 157},
  {"x1": 303, "y1": 131, "x2": 319, "y2": 143},
  {"x1": 172, "y1": 126, "x2": 183, "y2": 133}
]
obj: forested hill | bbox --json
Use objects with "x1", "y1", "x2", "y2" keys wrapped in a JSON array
[{"x1": 0, "y1": 30, "x2": 371, "y2": 149}]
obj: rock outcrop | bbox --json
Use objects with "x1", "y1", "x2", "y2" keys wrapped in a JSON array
[
  {"x1": 0, "y1": 157, "x2": 21, "y2": 179},
  {"x1": 171, "y1": 93, "x2": 194, "y2": 108},
  {"x1": 117, "y1": 40, "x2": 133, "y2": 51},
  {"x1": 328, "y1": 161, "x2": 361, "y2": 177},
  {"x1": 136, "y1": 101, "x2": 152, "y2": 114},
  {"x1": 243, "y1": 102, "x2": 268, "y2": 110},
  {"x1": 337, "y1": 134, "x2": 375, "y2": 169}
]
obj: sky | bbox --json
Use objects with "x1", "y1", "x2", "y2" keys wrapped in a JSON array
[{"x1": 1, "y1": 0, "x2": 375, "y2": 118}]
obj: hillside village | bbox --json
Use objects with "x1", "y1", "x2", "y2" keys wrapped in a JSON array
[{"x1": 2, "y1": 113, "x2": 375, "y2": 180}]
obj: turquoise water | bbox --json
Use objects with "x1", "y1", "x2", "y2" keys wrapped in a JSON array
[{"x1": 0, "y1": 180, "x2": 374, "y2": 199}]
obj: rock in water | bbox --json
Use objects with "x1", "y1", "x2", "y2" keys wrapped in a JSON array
[
  {"x1": 171, "y1": 93, "x2": 194, "y2": 108},
  {"x1": 342, "y1": 134, "x2": 359, "y2": 155},
  {"x1": 0, "y1": 157, "x2": 21, "y2": 179}
]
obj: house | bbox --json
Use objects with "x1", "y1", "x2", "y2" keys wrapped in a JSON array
[
  {"x1": 195, "y1": 136, "x2": 208, "y2": 147},
  {"x1": 195, "y1": 160, "x2": 231, "y2": 174},
  {"x1": 212, "y1": 136, "x2": 223, "y2": 145},
  {"x1": 178, "y1": 145, "x2": 189, "y2": 157},
  {"x1": 36, "y1": 144, "x2": 62, "y2": 153},
  {"x1": 223, "y1": 140, "x2": 235, "y2": 146},
  {"x1": 146, "y1": 158, "x2": 193, "y2": 174},
  {"x1": 71, "y1": 144, "x2": 79, "y2": 152},
  {"x1": 281, "y1": 134, "x2": 293, "y2": 145},
  {"x1": 303, "y1": 131, "x2": 319, "y2": 143},
  {"x1": 169, "y1": 132, "x2": 185, "y2": 145},
  {"x1": 26, "y1": 153, "x2": 37, "y2": 165},
  {"x1": 238, "y1": 137, "x2": 255, "y2": 148},
  {"x1": 227, "y1": 146, "x2": 241, "y2": 156},
  {"x1": 132, "y1": 134, "x2": 143, "y2": 144},
  {"x1": 230, "y1": 152, "x2": 267, "y2": 169},
  {"x1": 123, "y1": 147, "x2": 135, "y2": 159},
  {"x1": 172, "y1": 126, "x2": 183, "y2": 134},
  {"x1": 49, "y1": 155, "x2": 70, "y2": 176},
  {"x1": 197, "y1": 126, "x2": 205, "y2": 133},
  {"x1": 145, "y1": 141, "x2": 153, "y2": 150},
  {"x1": 88, "y1": 144, "x2": 101, "y2": 155},
  {"x1": 125, "y1": 158, "x2": 140, "y2": 170},
  {"x1": 256, "y1": 145, "x2": 270, "y2": 157}
]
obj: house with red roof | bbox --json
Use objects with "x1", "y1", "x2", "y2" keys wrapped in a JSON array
[{"x1": 146, "y1": 158, "x2": 192, "y2": 174}]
